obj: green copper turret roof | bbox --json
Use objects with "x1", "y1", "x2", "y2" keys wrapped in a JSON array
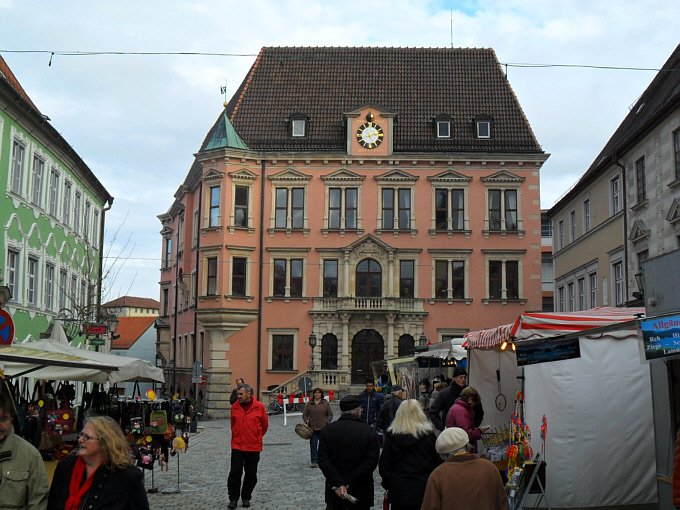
[{"x1": 203, "y1": 110, "x2": 249, "y2": 151}]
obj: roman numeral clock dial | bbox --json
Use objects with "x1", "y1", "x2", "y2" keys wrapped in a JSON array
[{"x1": 356, "y1": 113, "x2": 384, "y2": 149}]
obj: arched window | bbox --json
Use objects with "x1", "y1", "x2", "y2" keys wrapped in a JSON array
[
  {"x1": 398, "y1": 334, "x2": 415, "y2": 357},
  {"x1": 321, "y1": 333, "x2": 338, "y2": 370},
  {"x1": 356, "y1": 259, "x2": 382, "y2": 297}
]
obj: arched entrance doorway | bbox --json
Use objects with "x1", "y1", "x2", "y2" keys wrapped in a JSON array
[{"x1": 351, "y1": 329, "x2": 384, "y2": 383}]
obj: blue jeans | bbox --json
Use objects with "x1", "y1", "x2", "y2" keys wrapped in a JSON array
[{"x1": 310, "y1": 430, "x2": 320, "y2": 463}]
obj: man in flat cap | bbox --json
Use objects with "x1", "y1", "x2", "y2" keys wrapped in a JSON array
[
  {"x1": 318, "y1": 395, "x2": 380, "y2": 509},
  {"x1": 421, "y1": 427, "x2": 509, "y2": 510},
  {"x1": 375, "y1": 384, "x2": 404, "y2": 432}
]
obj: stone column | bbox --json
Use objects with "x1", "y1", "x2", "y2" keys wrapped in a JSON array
[
  {"x1": 386, "y1": 313, "x2": 396, "y2": 358},
  {"x1": 340, "y1": 313, "x2": 351, "y2": 371}
]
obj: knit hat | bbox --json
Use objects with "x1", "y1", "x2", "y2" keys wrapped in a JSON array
[
  {"x1": 453, "y1": 366, "x2": 468, "y2": 378},
  {"x1": 435, "y1": 427, "x2": 469, "y2": 454},
  {"x1": 339, "y1": 395, "x2": 362, "y2": 411}
]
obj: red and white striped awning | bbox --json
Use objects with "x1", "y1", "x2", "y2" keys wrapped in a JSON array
[
  {"x1": 463, "y1": 323, "x2": 513, "y2": 349},
  {"x1": 510, "y1": 306, "x2": 644, "y2": 342},
  {"x1": 463, "y1": 307, "x2": 644, "y2": 349}
]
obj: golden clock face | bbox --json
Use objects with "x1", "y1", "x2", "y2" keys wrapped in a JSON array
[{"x1": 356, "y1": 122, "x2": 384, "y2": 149}]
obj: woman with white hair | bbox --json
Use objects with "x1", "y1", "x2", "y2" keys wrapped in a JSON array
[
  {"x1": 379, "y1": 399, "x2": 441, "y2": 510},
  {"x1": 421, "y1": 427, "x2": 509, "y2": 510}
]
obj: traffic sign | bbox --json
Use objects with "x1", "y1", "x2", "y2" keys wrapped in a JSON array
[{"x1": 0, "y1": 309, "x2": 15, "y2": 346}]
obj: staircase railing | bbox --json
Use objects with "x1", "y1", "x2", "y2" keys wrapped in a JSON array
[{"x1": 261, "y1": 369, "x2": 349, "y2": 404}]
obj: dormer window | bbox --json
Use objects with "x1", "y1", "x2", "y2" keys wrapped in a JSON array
[
  {"x1": 434, "y1": 114, "x2": 453, "y2": 139},
  {"x1": 288, "y1": 113, "x2": 309, "y2": 138},
  {"x1": 474, "y1": 114, "x2": 493, "y2": 139}
]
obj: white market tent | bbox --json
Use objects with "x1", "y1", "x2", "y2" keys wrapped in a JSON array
[
  {"x1": 464, "y1": 307, "x2": 656, "y2": 509},
  {"x1": 1, "y1": 323, "x2": 164, "y2": 384}
]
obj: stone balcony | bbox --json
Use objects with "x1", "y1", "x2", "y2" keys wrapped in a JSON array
[{"x1": 311, "y1": 296, "x2": 426, "y2": 313}]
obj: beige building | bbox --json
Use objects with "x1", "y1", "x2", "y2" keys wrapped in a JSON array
[{"x1": 102, "y1": 295, "x2": 160, "y2": 317}]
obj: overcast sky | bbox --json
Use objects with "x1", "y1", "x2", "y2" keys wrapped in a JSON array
[{"x1": 2, "y1": 1, "x2": 678, "y2": 301}]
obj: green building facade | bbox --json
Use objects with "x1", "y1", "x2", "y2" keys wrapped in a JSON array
[{"x1": 1, "y1": 56, "x2": 113, "y2": 344}]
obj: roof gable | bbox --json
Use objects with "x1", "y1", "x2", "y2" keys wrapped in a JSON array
[
  {"x1": 321, "y1": 168, "x2": 366, "y2": 182},
  {"x1": 480, "y1": 170, "x2": 525, "y2": 183},
  {"x1": 203, "y1": 47, "x2": 542, "y2": 154},
  {"x1": 374, "y1": 169, "x2": 419, "y2": 183},
  {"x1": 428, "y1": 169, "x2": 473, "y2": 183},
  {"x1": 111, "y1": 316, "x2": 156, "y2": 349}
]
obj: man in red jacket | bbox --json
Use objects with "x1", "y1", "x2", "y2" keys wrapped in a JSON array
[{"x1": 228, "y1": 384, "x2": 268, "y2": 509}]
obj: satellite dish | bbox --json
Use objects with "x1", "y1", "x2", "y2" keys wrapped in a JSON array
[{"x1": 298, "y1": 377, "x2": 313, "y2": 394}]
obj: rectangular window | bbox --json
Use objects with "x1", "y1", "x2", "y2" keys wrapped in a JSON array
[
  {"x1": 10, "y1": 140, "x2": 25, "y2": 195},
  {"x1": 162, "y1": 288, "x2": 169, "y2": 316},
  {"x1": 206, "y1": 257, "x2": 218, "y2": 296},
  {"x1": 31, "y1": 156, "x2": 45, "y2": 206},
  {"x1": 291, "y1": 120, "x2": 305, "y2": 137},
  {"x1": 45, "y1": 264, "x2": 55, "y2": 311},
  {"x1": 290, "y1": 259, "x2": 303, "y2": 297},
  {"x1": 558, "y1": 220, "x2": 564, "y2": 250},
  {"x1": 452, "y1": 261, "x2": 465, "y2": 299},
  {"x1": 399, "y1": 260, "x2": 414, "y2": 298},
  {"x1": 48, "y1": 169, "x2": 60, "y2": 217},
  {"x1": 611, "y1": 176, "x2": 621, "y2": 214},
  {"x1": 589, "y1": 273, "x2": 598, "y2": 308},
  {"x1": 232, "y1": 257, "x2": 247, "y2": 297},
  {"x1": 558, "y1": 286, "x2": 565, "y2": 312},
  {"x1": 80, "y1": 279, "x2": 88, "y2": 310},
  {"x1": 569, "y1": 210, "x2": 576, "y2": 242},
  {"x1": 382, "y1": 188, "x2": 411, "y2": 230},
  {"x1": 272, "y1": 334, "x2": 294, "y2": 370},
  {"x1": 73, "y1": 192, "x2": 81, "y2": 234},
  {"x1": 209, "y1": 186, "x2": 221, "y2": 227},
  {"x1": 27, "y1": 257, "x2": 38, "y2": 306},
  {"x1": 674, "y1": 130, "x2": 680, "y2": 181},
  {"x1": 275, "y1": 189, "x2": 288, "y2": 229},
  {"x1": 583, "y1": 199, "x2": 591, "y2": 233},
  {"x1": 489, "y1": 260, "x2": 518, "y2": 299},
  {"x1": 71, "y1": 275, "x2": 78, "y2": 309},
  {"x1": 164, "y1": 238, "x2": 172, "y2": 269},
  {"x1": 193, "y1": 209, "x2": 200, "y2": 247},
  {"x1": 63, "y1": 182, "x2": 72, "y2": 226},
  {"x1": 92, "y1": 211, "x2": 99, "y2": 245},
  {"x1": 84, "y1": 202, "x2": 91, "y2": 241},
  {"x1": 435, "y1": 189, "x2": 464, "y2": 230},
  {"x1": 7, "y1": 250, "x2": 19, "y2": 298},
  {"x1": 541, "y1": 217, "x2": 553, "y2": 237},
  {"x1": 59, "y1": 269, "x2": 68, "y2": 310},
  {"x1": 541, "y1": 253, "x2": 553, "y2": 283},
  {"x1": 477, "y1": 121, "x2": 491, "y2": 138},
  {"x1": 578, "y1": 278, "x2": 585, "y2": 311},
  {"x1": 488, "y1": 189, "x2": 517, "y2": 231},
  {"x1": 323, "y1": 260, "x2": 338, "y2": 298},
  {"x1": 567, "y1": 283, "x2": 574, "y2": 311},
  {"x1": 435, "y1": 260, "x2": 448, "y2": 299},
  {"x1": 437, "y1": 121, "x2": 451, "y2": 138},
  {"x1": 291, "y1": 188, "x2": 304, "y2": 229},
  {"x1": 234, "y1": 185, "x2": 249, "y2": 227},
  {"x1": 328, "y1": 188, "x2": 358, "y2": 229},
  {"x1": 273, "y1": 259, "x2": 286, "y2": 297},
  {"x1": 614, "y1": 261, "x2": 624, "y2": 305},
  {"x1": 635, "y1": 157, "x2": 646, "y2": 203},
  {"x1": 275, "y1": 188, "x2": 304, "y2": 229}
]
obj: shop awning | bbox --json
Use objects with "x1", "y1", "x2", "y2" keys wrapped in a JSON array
[
  {"x1": 463, "y1": 323, "x2": 513, "y2": 349},
  {"x1": 415, "y1": 348, "x2": 450, "y2": 359}
]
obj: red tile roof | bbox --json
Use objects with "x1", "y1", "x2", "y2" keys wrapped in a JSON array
[
  {"x1": 205, "y1": 46, "x2": 542, "y2": 154},
  {"x1": 111, "y1": 316, "x2": 156, "y2": 350},
  {"x1": 0, "y1": 55, "x2": 39, "y2": 111},
  {"x1": 102, "y1": 296, "x2": 160, "y2": 309}
]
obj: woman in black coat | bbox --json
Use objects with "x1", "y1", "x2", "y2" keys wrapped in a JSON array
[
  {"x1": 48, "y1": 415, "x2": 149, "y2": 510},
  {"x1": 379, "y1": 399, "x2": 442, "y2": 510}
]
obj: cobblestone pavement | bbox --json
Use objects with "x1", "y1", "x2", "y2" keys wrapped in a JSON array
[{"x1": 145, "y1": 407, "x2": 385, "y2": 509}]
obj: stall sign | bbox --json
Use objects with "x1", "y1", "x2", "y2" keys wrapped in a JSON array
[
  {"x1": 83, "y1": 324, "x2": 107, "y2": 335},
  {"x1": 89, "y1": 337, "x2": 105, "y2": 346},
  {"x1": 640, "y1": 314, "x2": 680, "y2": 362},
  {"x1": 515, "y1": 337, "x2": 581, "y2": 366}
]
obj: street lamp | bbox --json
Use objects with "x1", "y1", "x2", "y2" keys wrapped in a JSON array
[
  {"x1": 0, "y1": 285, "x2": 12, "y2": 308},
  {"x1": 633, "y1": 271, "x2": 644, "y2": 300},
  {"x1": 308, "y1": 331, "x2": 317, "y2": 371},
  {"x1": 419, "y1": 331, "x2": 428, "y2": 346}
]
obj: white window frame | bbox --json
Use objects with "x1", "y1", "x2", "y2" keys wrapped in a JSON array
[
  {"x1": 613, "y1": 260, "x2": 624, "y2": 305},
  {"x1": 610, "y1": 174, "x2": 621, "y2": 214},
  {"x1": 92, "y1": 210, "x2": 100, "y2": 247},
  {"x1": 558, "y1": 286, "x2": 565, "y2": 312},
  {"x1": 476, "y1": 120, "x2": 491, "y2": 139},
  {"x1": 327, "y1": 187, "x2": 359, "y2": 230},
  {"x1": 485, "y1": 186, "x2": 521, "y2": 233},
  {"x1": 583, "y1": 198, "x2": 591, "y2": 233},
  {"x1": 6, "y1": 249, "x2": 20, "y2": 301},
  {"x1": 569, "y1": 209, "x2": 577, "y2": 242},
  {"x1": 430, "y1": 250, "x2": 471, "y2": 303},
  {"x1": 483, "y1": 250, "x2": 525, "y2": 303},
  {"x1": 273, "y1": 187, "x2": 306, "y2": 230},
  {"x1": 567, "y1": 282, "x2": 574, "y2": 311},
  {"x1": 577, "y1": 277, "x2": 585, "y2": 311},
  {"x1": 557, "y1": 220, "x2": 564, "y2": 250},
  {"x1": 63, "y1": 181, "x2": 72, "y2": 227},
  {"x1": 208, "y1": 184, "x2": 221, "y2": 228},
  {"x1": 48, "y1": 168, "x2": 60, "y2": 217},
  {"x1": 44, "y1": 263, "x2": 55, "y2": 311},
  {"x1": 30, "y1": 155, "x2": 45, "y2": 207},
  {"x1": 9, "y1": 138, "x2": 27, "y2": 196},
  {"x1": 436, "y1": 120, "x2": 451, "y2": 139},
  {"x1": 73, "y1": 191, "x2": 82, "y2": 234},
  {"x1": 232, "y1": 183, "x2": 252, "y2": 229},
  {"x1": 59, "y1": 268, "x2": 68, "y2": 310},
  {"x1": 267, "y1": 248, "x2": 309, "y2": 299},
  {"x1": 589, "y1": 272, "x2": 598, "y2": 308},
  {"x1": 226, "y1": 245, "x2": 255, "y2": 299},
  {"x1": 291, "y1": 119, "x2": 305, "y2": 138},
  {"x1": 27, "y1": 257, "x2": 39, "y2": 306},
  {"x1": 84, "y1": 201, "x2": 91, "y2": 241}
]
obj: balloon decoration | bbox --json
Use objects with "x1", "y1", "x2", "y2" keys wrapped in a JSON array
[
  {"x1": 146, "y1": 389, "x2": 157, "y2": 401},
  {"x1": 507, "y1": 390, "x2": 533, "y2": 475}
]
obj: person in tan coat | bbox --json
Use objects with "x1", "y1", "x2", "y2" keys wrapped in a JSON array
[
  {"x1": 302, "y1": 387, "x2": 333, "y2": 467},
  {"x1": 421, "y1": 427, "x2": 509, "y2": 510}
]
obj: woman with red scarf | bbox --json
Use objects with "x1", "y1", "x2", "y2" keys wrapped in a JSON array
[{"x1": 47, "y1": 415, "x2": 149, "y2": 510}]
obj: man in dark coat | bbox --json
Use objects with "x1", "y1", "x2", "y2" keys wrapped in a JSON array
[
  {"x1": 428, "y1": 367, "x2": 484, "y2": 431},
  {"x1": 359, "y1": 378, "x2": 384, "y2": 427},
  {"x1": 376, "y1": 384, "x2": 404, "y2": 432},
  {"x1": 318, "y1": 395, "x2": 380, "y2": 510}
]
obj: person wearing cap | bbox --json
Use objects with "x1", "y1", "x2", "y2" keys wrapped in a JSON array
[
  {"x1": 428, "y1": 366, "x2": 484, "y2": 431},
  {"x1": 0, "y1": 392, "x2": 49, "y2": 510},
  {"x1": 376, "y1": 384, "x2": 404, "y2": 432},
  {"x1": 421, "y1": 427, "x2": 509, "y2": 510},
  {"x1": 318, "y1": 395, "x2": 380, "y2": 510}
]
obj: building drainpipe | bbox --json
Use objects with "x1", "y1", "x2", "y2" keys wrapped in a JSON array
[
  {"x1": 193, "y1": 181, "x2": 202, "y2": 393},
  {"x1": 172, "y1": 238, "x2": 179, "y2": 394},
  {"x1": 612, "y1": 155, "x2": 629, "y2": 301},
  {"x1": 256, "y1": 158, "x2": 266, "y2": 399}
]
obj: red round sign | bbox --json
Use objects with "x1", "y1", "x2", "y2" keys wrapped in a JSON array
[{"x1": 0, "y1": 309, "x2": 15, "y2": 346}]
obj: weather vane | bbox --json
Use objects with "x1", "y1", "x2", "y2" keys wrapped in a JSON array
[{"x1": 221, "y1": 80, "x2": 228, "y2": 107}]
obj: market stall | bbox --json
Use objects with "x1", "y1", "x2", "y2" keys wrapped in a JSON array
[{"x1": 464, "y1": 307, "x2": 656, "y2": 509}]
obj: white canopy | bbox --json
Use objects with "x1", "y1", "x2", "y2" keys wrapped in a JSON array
[{"x1": 2, "y1": 323, "x2": 164, "y2": 384}]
